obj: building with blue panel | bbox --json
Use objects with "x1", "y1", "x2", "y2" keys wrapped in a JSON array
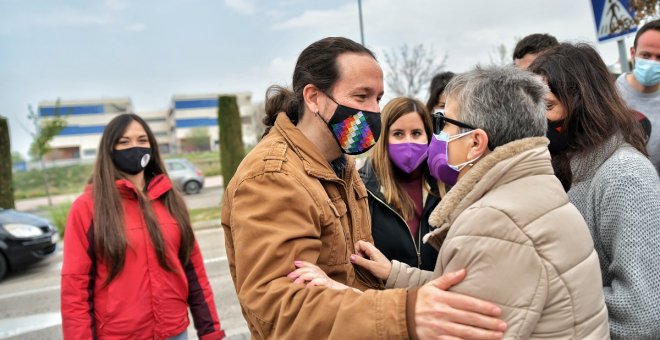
[
  {"x1": 39, "y1": 99, "x2": 174, "y2": 160},
  {"x1": 38, "y1": 92, "x2": 259, "y2": 162},
  {"x1": 39, "y1": 98, "x2": 134, "y2": 160},
  {"x1": 171, "y1": 92, "x2": 257, "y2": 153}
]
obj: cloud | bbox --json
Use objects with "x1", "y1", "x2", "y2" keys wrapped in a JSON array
[
  {"x1": 271, "y1": 4, "x2": 355, "y2": 30},
  {"x1": 224, "y1": 0, "x2": 256, "y2": 15},
  {"x1": 105, "y1": 0, "x2": 127, "y2": 11},
  {"x1": 127, "y1": 23, "x2": 146, "y2": 32},
  {"x1": 58, "y1": 12, "x2": 113, "y2": 26},
  {"x1": 265, "y1": 9, "x2": 286, "y2": 20},
  {"x1": 11, "y1": 7, "x2": 114, "y2": 28},
  {"x1": 217, "y1": 55, "x2": 296, "y2": 101}
]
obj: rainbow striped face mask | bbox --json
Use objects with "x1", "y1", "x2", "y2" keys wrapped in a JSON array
[{"x1": 319, "y1": 95, "x2": 381, "y2": 155}]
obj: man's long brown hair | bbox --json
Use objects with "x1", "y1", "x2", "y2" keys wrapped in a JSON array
[{"x1": 93, "y1": 113, "x2": 195, "y2": 286}]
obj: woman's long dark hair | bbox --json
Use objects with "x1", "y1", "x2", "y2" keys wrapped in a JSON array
[
  {"x1": 93, "y1": 113, "x2": 195, "y2": 286},
  {"x1": 528, "y1": 43, "x2": 647, "y2": 189},
  {"x1": 425, "y1": 71, "x2": 455, "y2": 113},
  {"x1": 262, "y1": 37, "x2": 376, "y2": 137}
]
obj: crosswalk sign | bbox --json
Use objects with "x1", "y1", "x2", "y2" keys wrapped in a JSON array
[{"x1": 591, "y1": 0, "x2": 638, "y2": 42}]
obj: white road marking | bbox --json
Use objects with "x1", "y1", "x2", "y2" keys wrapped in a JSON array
[
  {"x1": 0, "y1": 312, "x2": 61, "y2": 339},
  {"x1": 0, "y1": 285, "x2": 60, "y2": 301},
  {"x1": 203, "y1": 256, "x2": 227, "y2": 264},
  {"x1": 0, "y1": 256, "x2": 226, "y2": 300}
]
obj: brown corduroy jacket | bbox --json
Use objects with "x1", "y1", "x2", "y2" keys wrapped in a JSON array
[{"x1": 222, "y1": 113, "x2": 410, "y2": 339}]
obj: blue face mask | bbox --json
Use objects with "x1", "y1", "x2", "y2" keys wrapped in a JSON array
[{"x1": 633, "y1": 58, "x2": 660, "y2": 87}]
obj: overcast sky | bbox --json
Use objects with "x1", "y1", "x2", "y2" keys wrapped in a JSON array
[{"x1": 0, "y1": 0, "x2": 640, "y2": 157}]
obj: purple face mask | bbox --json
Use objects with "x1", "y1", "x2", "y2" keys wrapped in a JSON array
[
  {"x1": 388, "y1": 143, "x2": 428, "y2": 174},
  {"x1": 427, "y1": 131, "x2": 477, "y2": 185}
]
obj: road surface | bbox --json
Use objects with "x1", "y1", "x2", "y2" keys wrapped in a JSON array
[{"x1": 0, "y1": 227, "x2": 249, "y2": 339}]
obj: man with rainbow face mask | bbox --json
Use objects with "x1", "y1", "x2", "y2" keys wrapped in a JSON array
[
  {"x1": 616, "y1": 19, "x2": 660, "y2": 173},
  {"x1": 222, "y1": 37, "x2": 508, "y2": 340}
]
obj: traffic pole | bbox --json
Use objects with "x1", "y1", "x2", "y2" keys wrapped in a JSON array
[{"x1": 617, "y1": 38, "x2": 630, "y2": 73}]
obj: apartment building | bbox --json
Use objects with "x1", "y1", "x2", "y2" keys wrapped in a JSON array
[
  {"x1": 39, "y1": 92, "x2": 259, "y2": 161},
  {"x1": 171, "y1": 92, "x2": 257, "y2": 153}
]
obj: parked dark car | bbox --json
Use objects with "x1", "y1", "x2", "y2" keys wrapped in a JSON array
[
  {"x1": 164, "y1": 158, "x2": 205, "y2": 195},
  {"x1": 0, "y1": 208, "x2": 59, "y2": 281}
]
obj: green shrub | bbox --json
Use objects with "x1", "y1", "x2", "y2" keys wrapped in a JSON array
[
  {"x1": 188, "y1": 206, "x2": 222, "y2": 224},
  {"x1": 13, "y1": 164, "x2": 92, "y2": 199},
  {"x1": 0, "y1": 117, "x2": 14, "y2": 209},
  {"x1": 13, "y1": 149, "x2": 237, "y2": 200},
  {"x1": 46, "y1": 201, "x2": 72, "y2": 236}
]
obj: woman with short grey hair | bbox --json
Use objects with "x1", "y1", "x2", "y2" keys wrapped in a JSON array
[{"x1": 292, "y1": 65, "x2": 611, "y2": 339}]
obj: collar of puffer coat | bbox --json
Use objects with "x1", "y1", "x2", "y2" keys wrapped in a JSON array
[{"x1": 423, "y1": 137, "x2": 552, "y2": 250}]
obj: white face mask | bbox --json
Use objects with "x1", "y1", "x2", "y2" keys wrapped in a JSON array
[{"x1": 446, "y1": 130, "x2": 481, "y2": 171}]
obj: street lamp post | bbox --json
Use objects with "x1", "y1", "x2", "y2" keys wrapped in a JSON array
[{"x1": 358, "y1": 0, "x2": 365, "y2": 45}]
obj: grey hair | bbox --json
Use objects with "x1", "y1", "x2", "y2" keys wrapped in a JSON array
[{"x1": 444, "y1": 65, "x2": 548, "y2": 148}]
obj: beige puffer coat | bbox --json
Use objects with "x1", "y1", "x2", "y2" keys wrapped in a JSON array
[{"x1": 386, "y1": 137, "x2": 610, "y2": 339}]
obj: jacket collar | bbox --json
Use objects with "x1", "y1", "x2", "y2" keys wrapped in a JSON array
[
  {"x1": 358, "y1": 161, "x2": 383, "y2": 197},
  {"x1": 116, "y1": 174, "x2": 172, "y2": 200},
  {"x1": 424, "y1": 137, "x2": 552, "y2": 249},
  {"x1": 358, "y1": 158, "x2": 440, "y2": 210},
  {"x1": 84, "y1": 174, "x2": 172, "y2": 200},
  {"x1": 273, "y1": 112, "x2": 355, "y2": 181},
  {"x1": 570, "y1": 134, "x2": 624, "y2": 183}
]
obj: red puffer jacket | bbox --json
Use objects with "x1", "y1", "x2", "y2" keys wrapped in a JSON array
[{"x1": 61, "y1": 175, "x2": 225, "y2": 339}]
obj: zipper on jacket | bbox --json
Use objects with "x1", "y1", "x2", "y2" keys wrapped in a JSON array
[{"x1": 366, "y1": 189, "x2": 422, "y2": 268}]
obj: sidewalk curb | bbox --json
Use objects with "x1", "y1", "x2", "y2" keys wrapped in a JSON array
[{"x1": 192, "y1": 219, "x2": 222, "y2": 231}]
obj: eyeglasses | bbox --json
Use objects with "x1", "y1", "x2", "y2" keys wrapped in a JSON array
[
  {"x1": 432, "y1": 110, "x2": 495, "y2": 150},
  {"x1": 432, "y1": 110, "x2": 477, "y2": 134}
]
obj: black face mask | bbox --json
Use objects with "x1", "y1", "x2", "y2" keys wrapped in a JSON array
[
  {"x1": 318, "y1": 94, "x2": 381, "y2": 155},
  {"x1": 112, "y1": 147, "x2": 152, "y2": 175},
  {"x1": 546, "y1": 120, "x2": 569, "y2": 155}
]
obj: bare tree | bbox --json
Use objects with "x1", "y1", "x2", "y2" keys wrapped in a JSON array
[
  {"x1": 630, "y1": 0, "x2": 660, "y2": 23},
  {"x1": 609, "y1": 0, "x2": 660, "y2": 33},
  {"x1": 28, "y1": 101, "x2": 67, "y2": 206},
  {"x1": 489, "y1": 43, "x2": 510, "y2": 66},
  {"x1": 383, "y1": 44, "x2": 447, "y2": 98},
  {"x1": 185, "y1": 127, "x2": 211, "y2": 152}
]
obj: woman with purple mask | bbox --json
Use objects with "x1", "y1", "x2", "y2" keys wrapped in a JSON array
[{"x1": 358, "y1": 97, "x2": 440, "y2": 271}]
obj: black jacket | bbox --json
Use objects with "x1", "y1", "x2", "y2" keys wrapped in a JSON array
[{"x1": 359, "y1": 162, "x2": 440, "y2": 271}]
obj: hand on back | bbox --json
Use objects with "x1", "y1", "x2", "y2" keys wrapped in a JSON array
[{"x1": 416, "y1": 270, "x2": 507, "y2": 339}]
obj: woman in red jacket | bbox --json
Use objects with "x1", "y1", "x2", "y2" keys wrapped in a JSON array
[{"x1": 61, "y1": 113, "x2": 225, "y2": 340}]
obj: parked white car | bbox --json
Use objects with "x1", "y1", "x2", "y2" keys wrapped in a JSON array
[{"x1": 164, "y1": 158, "x2": 205, "y2": 195}]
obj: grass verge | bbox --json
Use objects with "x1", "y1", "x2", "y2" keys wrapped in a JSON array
[{"x1": 188, "y1": 206, "x2": 221, "y2": 225}]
